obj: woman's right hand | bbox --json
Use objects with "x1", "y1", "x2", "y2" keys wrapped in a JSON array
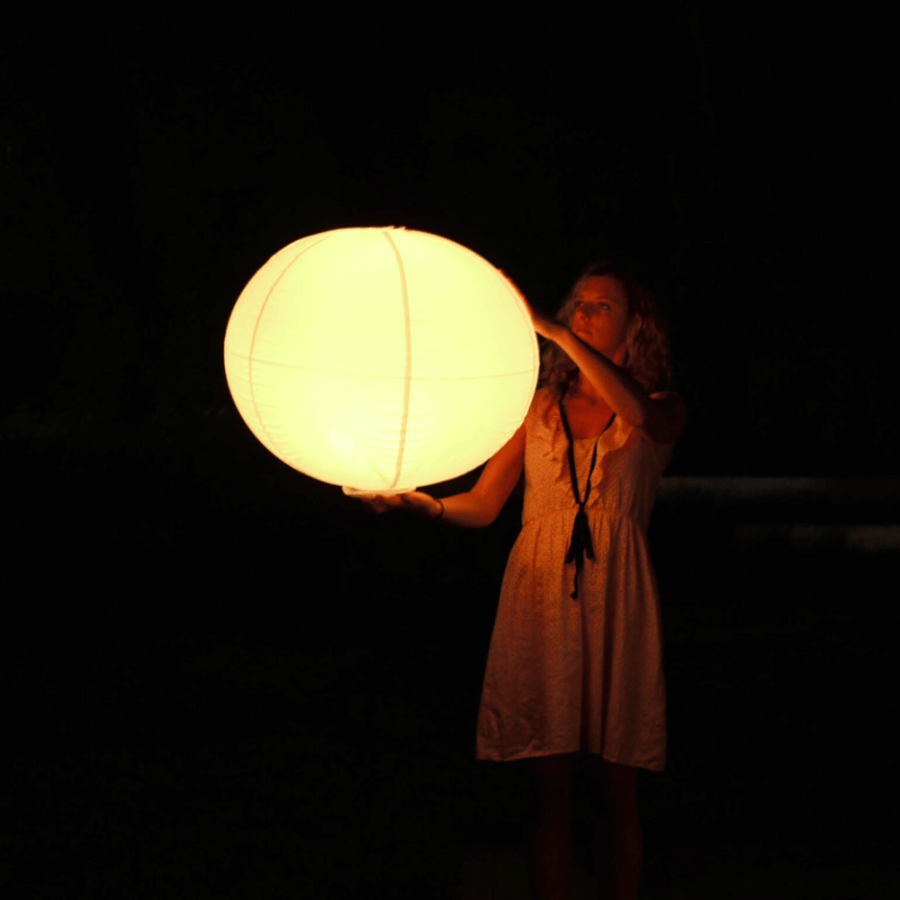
[{"x1": 361, "y1": 491, "x2": 442, "y2": 519}]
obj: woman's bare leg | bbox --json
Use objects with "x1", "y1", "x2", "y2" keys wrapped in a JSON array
[
  {"x1": 585, "y1": 755, "x2": 643, "y2": 900},
  {"x1": 523, "y1": 752, "x2": 576, "y2": 900}
]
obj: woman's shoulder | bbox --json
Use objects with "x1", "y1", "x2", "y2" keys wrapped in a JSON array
[
  {"x1": 644, "y1": 390, "x2": 688, "y2": 447},
  {"x1": 532, "y1": 384, "x2": 561, "y2": 404},
  {"x1": 647, "y1": 390, "x2": 687, "y2": 420},
  {"x1": 528, "y1": 385, "x2": 558, "y2": 417},
  {"x1": 649, "y1": 389, "x2": 683, "y2": 401},
  {"x1": 524, "y1": 386, "x2": 561, "y2": 438}
]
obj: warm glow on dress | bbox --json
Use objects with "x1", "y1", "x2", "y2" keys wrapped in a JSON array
[{"x1": 224, "y1": 227, "x2": 539, "y2": 495}]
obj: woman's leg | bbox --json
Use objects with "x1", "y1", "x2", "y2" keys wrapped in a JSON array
[
  {"x1": 523, "y1": 752, "x2": 576, "y2": 900},
  {"x1": 585, "y1": 755, "x2": 643, "y2": 900}
]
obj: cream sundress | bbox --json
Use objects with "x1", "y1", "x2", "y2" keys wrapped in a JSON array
[{"x1": 475, "y1": 386, "x2": 675, "y2": 771}]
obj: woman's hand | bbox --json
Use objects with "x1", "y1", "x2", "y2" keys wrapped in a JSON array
[
  {"x1": 498, "y1": 269, "x2": 564, "y2": 342},
  {"x1": 361, "y1": 491, "x2": 442, "y2": 519},
  {"x1": 529, "y1": 304, "x2": 565, "y2": 342}
]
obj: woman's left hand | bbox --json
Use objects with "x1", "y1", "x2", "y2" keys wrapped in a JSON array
[{"x1": 499, "y1": 270, "x2": 563, "y2": 342}]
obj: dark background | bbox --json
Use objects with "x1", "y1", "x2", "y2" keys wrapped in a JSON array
[
  {"x1": 3, "y1": 9, "x2": 895, "y2": 898},
  {"x1": 4, "y1": 9, "x2": 890, "y2": 475}
]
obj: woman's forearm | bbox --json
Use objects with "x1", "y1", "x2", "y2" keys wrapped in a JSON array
[
  {"x1": 432, "y1": 491, "x2": 492, "y2": 528},
  {"x1": 552, "y1": 327, "x2": 653, "y2": 429}
]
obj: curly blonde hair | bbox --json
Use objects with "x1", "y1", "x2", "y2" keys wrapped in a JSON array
[{"x1": 537, "y1": 261, "x2": 675, "y2": 401}]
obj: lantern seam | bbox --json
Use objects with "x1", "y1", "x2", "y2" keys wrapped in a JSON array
[
  {"x1": 382, "y1": 229, "x2": 412, "y2": 491},
  {"x1": 246, "y1": 232, "x2": 336, "y2": 459},
  {"x1": 228, "y1": 352, "x2": 537, "y2": 380}
]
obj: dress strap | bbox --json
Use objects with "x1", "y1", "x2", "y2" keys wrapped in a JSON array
[{"x1": 558, "y1": 398, "x2": 616, "y2": 600}]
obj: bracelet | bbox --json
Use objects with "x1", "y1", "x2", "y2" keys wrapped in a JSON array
[{"x1": 434, "y1": 499, "x2": 444, "y2": 520}]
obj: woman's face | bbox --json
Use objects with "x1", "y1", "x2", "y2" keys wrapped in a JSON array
[{"x1": 570, "y1": 275, "x2": 631, "y2": 366}]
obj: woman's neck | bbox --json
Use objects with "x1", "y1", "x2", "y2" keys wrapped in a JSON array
[{"x1": 569, "y1": 377, "x2": 602, "y2": 405}]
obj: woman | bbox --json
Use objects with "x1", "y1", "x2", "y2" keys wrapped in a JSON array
[{"x1": 363, "y1": 262, "x2": 687, "y2": 900}]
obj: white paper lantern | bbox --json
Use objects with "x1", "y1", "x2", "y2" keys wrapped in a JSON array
[{"x1": 224, "y1": 227, "x2": 539, "y2": 496}]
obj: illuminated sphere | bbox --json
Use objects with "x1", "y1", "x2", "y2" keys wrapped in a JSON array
[{"x1": 224, "y1": 227, "x2": 539, "y2": 496}]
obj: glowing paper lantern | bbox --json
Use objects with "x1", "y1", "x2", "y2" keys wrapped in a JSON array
[{"x1": 224, "y1": 227, "x2": 539, "y2": 496}]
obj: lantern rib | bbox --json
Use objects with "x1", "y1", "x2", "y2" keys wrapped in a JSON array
[
  {"x1": 226, "y1": 351, "x2": 536, "y2": 380},
  {"x1": 382, "y1": 230, "x2": 412, "y2": 491},
  {"x1": 246, "y1": 232, "x2": 336, "y2": 459}
]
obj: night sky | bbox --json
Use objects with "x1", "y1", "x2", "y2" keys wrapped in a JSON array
[
  {"x1": 3, "y1": 11, "x2": 894, "y2": 899},
  {"x1": 4, "y1": 11, "x2": 888, "y2": 476}
]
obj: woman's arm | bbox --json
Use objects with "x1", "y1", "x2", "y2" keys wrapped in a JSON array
[
  {"x1": 365, "y1": 421, "x2": 526, "y2": 527},
  {"x1": 553, "y1": 327, "x2": 651, "y2": 426},
  {"x1": 531, "y1": 309, "x2": 687, "y2": 446}
]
